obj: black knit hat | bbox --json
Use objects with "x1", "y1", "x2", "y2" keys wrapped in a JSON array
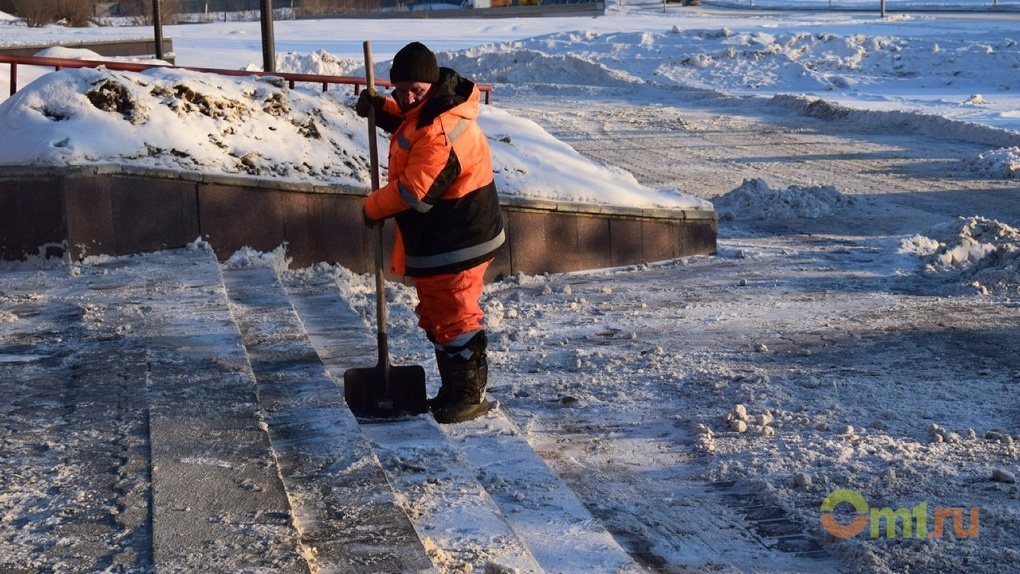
[{"x1": 389, "y1": 42, "x2": 440, "y2": 84}]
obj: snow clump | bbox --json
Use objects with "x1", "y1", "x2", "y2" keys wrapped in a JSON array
[
  {"x1": 899, "y1": 216, "x2": 1020, "y2": 293},
  {"x1": 964, "y1": 146, "x2": 1020, "y2": 179},
  {"x1": 712, "y1": 177, "x2": 855, "y2": 221}
]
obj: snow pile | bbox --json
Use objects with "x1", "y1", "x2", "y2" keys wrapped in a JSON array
[
  {"x1": 224, "y1": 244, "x2": 293, "y2": 273},
  {"x1": 711, "y1": 177, "x2": 855, "y2": 221},
  {"x1": 433, "y1": 27, "x2": 1020, "y2": 137},
  {"x1": 900, "y1": 216, "x2": 1020, "y2": 293},
  {"x1": 438, "y1": 42, "x2": 637, "y2": 88},
  {"x1": 0, "y1": 66, "x2": 708, "y2": 210},
  {"x1": 277, "y1": 49, "x2": 361, "y2": 77},
  {"x1": 33, "y1": 46, "x2": 171, "y2": 67},
  {"x1": 436, "y1": 27, "x2": 1020, "y2": 99},
  {"x1": 483, "y1": 108, "x2": 710, "y2": 209},
  {"x1": 0, "y1": 66, "x2": 376, "y2": 183},
  {"x1": 964, "y1": 146, "x2": 1020, "y2": 179}
]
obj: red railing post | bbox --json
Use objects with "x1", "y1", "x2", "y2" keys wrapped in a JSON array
[{"x1": 8, "y1": 63, "x2": 15, "y2": 97}]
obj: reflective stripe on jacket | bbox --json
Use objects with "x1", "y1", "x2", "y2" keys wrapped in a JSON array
[{"x1": 364, "y1": 68, "x2": 504, "y2": 277}]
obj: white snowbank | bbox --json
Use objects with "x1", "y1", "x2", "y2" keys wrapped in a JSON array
[
  {"x1": 32, "y1": 46, "x2": 171, "y2": 67},
  {"x1": 0, "y1": 66, "x2": 708, "y2": 210}
]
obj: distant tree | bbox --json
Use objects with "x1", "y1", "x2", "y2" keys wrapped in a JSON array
[
  {"x1": 2, "y1": 0, "x2": 97, "y2": 27},
  {"x1": 120, "y1": 0, "x2": 185, "y2": 24},
  {"x1": 298, "y1": 0, "x2": 380, "y2": 15},
  {"x1": 6, "y1": 0, "x2": 55, "y2": 26},
  {"x1": 57, "y1": 0, "x2": 97, "y2": 26}
]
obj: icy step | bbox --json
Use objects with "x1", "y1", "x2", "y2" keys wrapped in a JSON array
[
  {"x1": 442, "y1": 414, "x2": 644, "y2": 573},
  {"x1": 283, "y1": 271, "x2": 641, "y2": 573},
  {"x1": 0, "y1": 263, "x2": 155, "y2": 570},
  {"x1": 136, "y1": 248, "x2": 310, "y2": 572},
  {"x1": 360, "y1": 418, "x2": 545, "y2": 573},
  {"x1": 1, "y1": 249, "x2": 312, "y2": 571},
  {"x1": 282, "y1": 274, "x2": 545, "y2": 573},
  {"x1": 221, "y1": 265, "x2": 434, "y2": 573}
]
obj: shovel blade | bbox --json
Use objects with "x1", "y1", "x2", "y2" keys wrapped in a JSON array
[{"x1": 344, "y1": 364, "x2": 428, "y2": 420}]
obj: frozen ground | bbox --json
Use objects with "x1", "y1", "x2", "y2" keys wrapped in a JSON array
[
  {"x1": 3, "y1": 84, "x2": 1019, "y2": 572},
  {"x1": 2, "y1": 2, "x2": 1020, "y2": 573},
  {"x1": 487, "y1": 91, "x2": 1020, "y2": 573}
]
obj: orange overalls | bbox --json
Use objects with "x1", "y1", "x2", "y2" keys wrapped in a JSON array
[{"x1": 363, "y1": 70, "x2": 504, "y2": 347}]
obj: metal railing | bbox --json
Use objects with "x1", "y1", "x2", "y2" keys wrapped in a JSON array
[{"x1": 0, "y1": 54, "x2": 493, "y2": 104}]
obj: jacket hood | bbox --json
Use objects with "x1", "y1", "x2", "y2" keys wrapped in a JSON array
[{"x1": 414, "y1": 67, "x2": 479, "y2": 129}]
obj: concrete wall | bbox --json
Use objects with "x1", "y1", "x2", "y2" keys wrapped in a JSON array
[
  {"x1": 0, "y1": 166, "x2": 716, "y2": 280},
  {"x1": 0, "y1": 39, "x2": 175, "y2": 61}
]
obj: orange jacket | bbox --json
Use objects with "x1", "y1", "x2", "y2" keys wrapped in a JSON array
[{"x1": 364, "y1": 69, "x2": 504, "y2": 277}]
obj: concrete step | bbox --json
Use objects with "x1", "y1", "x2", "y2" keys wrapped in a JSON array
[
  {"x1": 1, "y1": 248, "x2": 643, "y2": 573},
  {"x1": 281, "y1": 270, "x2": 546, "y2": 573},
  {"x1": 0, "y1": 261, "x2": 154, "y2": 570},
  {"x1": 0, "y1": 247, "x2": 311, "y2": 572},
  {"x1": 135, "y1": 248, "x2": 310, "y2": 572},
  {"x1": 281, "y1": 266, "x2": 643, "y2": 573},
  {"x1": 440, "y1": 410, "x2": 644, "y2": 573},
  {"x1": 221, "y1": 264, "x2": 434, "y2": 573}
]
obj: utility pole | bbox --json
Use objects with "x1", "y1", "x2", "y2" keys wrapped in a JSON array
[
  {"x1": 152, "y1": 0, "x2": 164, "y2": 60},
  {"x1": 260, "y1": 0, "x2": 276, "y2": 72}
]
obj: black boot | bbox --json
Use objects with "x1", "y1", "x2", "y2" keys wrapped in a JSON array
[
  {"x1": 427, "y1": 348, "x2": 455, "y2": 411},
  {"x1": 432, "y1": 331, "x2": 489, "y2": 424}
]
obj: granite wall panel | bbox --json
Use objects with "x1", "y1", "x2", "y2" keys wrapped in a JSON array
[
  {"x1": 0, "y1": 171, "x2": 717, "y2": 281},
  {"x1": 0, "y1": 178, "x2": 65, "y2": 259}
]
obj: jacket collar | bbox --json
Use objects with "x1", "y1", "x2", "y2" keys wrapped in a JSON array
[{"x1": 411, "y1": 67, "x2": 477, "y2": 130}]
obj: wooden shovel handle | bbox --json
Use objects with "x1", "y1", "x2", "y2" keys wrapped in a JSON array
[{"x1": 363, "y1": 40, "x2": 390, "y2": 376}]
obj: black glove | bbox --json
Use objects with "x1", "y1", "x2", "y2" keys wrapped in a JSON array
[{"x1": 355, "y1": 87, "x2": 385, "y2": 119}]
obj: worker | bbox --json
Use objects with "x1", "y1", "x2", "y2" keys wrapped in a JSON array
[{"x1": 356, "y1": 42, "x2": 504, "y2": 424}]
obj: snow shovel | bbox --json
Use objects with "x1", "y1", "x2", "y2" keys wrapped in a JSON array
[{"x1": 344, "y1": 41, "x2": 428, "y2": 420}]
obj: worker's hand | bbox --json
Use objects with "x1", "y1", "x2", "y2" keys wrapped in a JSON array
[{"x1": 355, "y1": 87, "x2": 385, "y2": 118}]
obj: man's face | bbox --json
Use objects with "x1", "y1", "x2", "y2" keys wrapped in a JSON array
[{"x1": 393, "y1": 81, "x2": 433, "y2": 111}]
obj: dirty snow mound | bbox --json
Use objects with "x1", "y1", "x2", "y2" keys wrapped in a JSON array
[
  {"x1": 712, "y1": 177, "x2": 855, "y2": 221},
  {"x1": 0, "y1": 66, "x2": 707, "y2": 210},
  {"x1": 964, "y1": 146, "x2": 1020, "y2": 179},
  {"x1": 900, "y1": 216, "x2": 1020, "y2": 293},
  {"x1": 0, "y1": 66, "x2": 376, "y2": 184}
]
